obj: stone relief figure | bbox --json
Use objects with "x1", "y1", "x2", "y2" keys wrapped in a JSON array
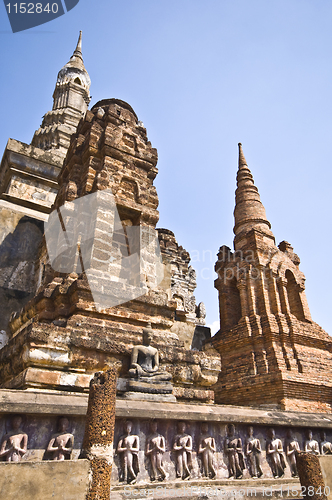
[
  {"x1": 196, "y1": 302, "x2": 206, "y2": 320},
  {"x1": 173, "y1": 421, "x2": 192, "y2": 480},
  {"x1": 198, "y1": 423, "x2": 217, "y2": 479},
  {"x1": 184, "y1": 296, "x2": 196, "y2": 314},
  {"x1": 47, "y1": 417, "x2": 74, "y2": 460},
  {"x1": 266, "y1": 428, "x2": 286, "y2": 478},
  {"x1": 285, "y1": 430, "x2": 300, "y2": 477},
  {"x1": 224, "y1": 424, "x2": 245, "y2": 479},
  {"x1": 0, "y1": 415, "x2": 28, "y2": 462},
  {"x1": 245, "y1": 426, "x2": 263, "y2": 478},
  {"x1": 146, "y1": 421, "x2": 168, "y2": 482},
  {"x1": 117, "y1": 421, "x2": 139, "y2": 484},
  {"x1": 129, "y1": 323, "x2": 172, "y2": 383},
  {"x1": 188, "y1": 266, "x2": 197, "y2": 285},
  {"x1": 320, "y1": 431, "x2": 332, "y2": 455},
  {"x1": 304, "y1": 430, "x2": 320, "y2": 455},
  {"x1": 65, "y1": 180, "x2": 77, "y2": 201}
]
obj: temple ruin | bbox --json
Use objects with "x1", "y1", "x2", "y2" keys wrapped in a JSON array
[{"x1": 1, "y1": 32, "x2": 332, "y2": 499}]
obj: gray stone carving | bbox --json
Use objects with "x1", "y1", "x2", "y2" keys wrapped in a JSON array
[
  {"x1": 304, "y1": 430, "x2": 320, "y2": 455},
  {"x1": 196, "y1": 302, "x2": 206, "y2": 319},
  {"x1": 129, "y1": 323, "x2": 171, "y2": 382},
  {"x1": 266, "y1": 428, "x2": 286, "y2": 478},
  {"x1": 285, "y1": 430, "x2": 300, "y2": 477},
  {"x1": 127, "y1": 323, "x2": 173, "y2": 398},
  {"x1": 173, "y1": 421, "x2": 192, "y2": 480},
  {"x1": 184, "y1": 295, "x2": 196, "y2": 314},
  {"x1": 117, "y1": 421, "x2": 139, "y2": 484},
  {"x1": 146, "y1": 421, "x2": 168, "y2": 482},
  {"x1": 0, "y1": 415, "x2": 28, "y2": 462},
  {"x1": 47, "y1": 417, "x2": 74, "y2": 460},
  {"x1": 224, "y1": 424, "x2": 245, "y2": 479},
  {"x1": 198, "y1": 423, "x2": 217, "y2": 479},
  {"x1": 320, "y1": 431, "x2": 332, "y2": 455},
  {"x1": 245, "y1": 426, "x2": 263, "y2": 478},
  {"x1": 0, "y1": 330, "x2": 8, "y2": 349}
]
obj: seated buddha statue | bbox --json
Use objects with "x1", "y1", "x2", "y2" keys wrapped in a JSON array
[{"x1": 129, "y1": 323, "x2": 171, "y2": 382}]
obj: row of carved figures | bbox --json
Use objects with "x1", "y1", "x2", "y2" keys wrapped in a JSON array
[
  {"x1": 116, "y1": 421, "x2": 332, "y2": 484},
  {"x1": 1, "y1": 416, "x2": 331, "y2": 484},
  {"x1": 0, "y1": 415, "x2": 73, "y2": 462}
]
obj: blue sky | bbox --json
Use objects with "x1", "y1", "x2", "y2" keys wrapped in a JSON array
[{"x1": 1, "y1": 0, "x2": 332, "y2": 335}]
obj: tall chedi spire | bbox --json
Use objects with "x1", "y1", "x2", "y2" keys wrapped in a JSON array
[
  {"x1": 32, "y1": 31, "x2": 91, "y2": 159},
  {"x1": 73, "y1": 29, "x2": 83, "y2": 58},
  {"x1": 234, "y1": 143, "x2": 274, "y2": 248},
  {"x1": 212, "y1": 143, "x2": 332, "y2": 413}
]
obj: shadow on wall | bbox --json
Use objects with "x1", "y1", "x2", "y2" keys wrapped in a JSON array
[{"x1": 0, "y1": 216, "x2": 44, "y2": 337}]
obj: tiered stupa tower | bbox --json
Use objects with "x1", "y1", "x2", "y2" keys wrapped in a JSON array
[
  {"x1": 0, "y1": 32, "x2": 91, "y2": 337},
  {"x1": 0, "y1": 99, "x2": 220, "y2": 403},
  {"x1": 212, "y1": 143, "x2": 332, "y2": 412},
  {"x1": 32, "y1": 31, "x2": 91, "y2": 158}
]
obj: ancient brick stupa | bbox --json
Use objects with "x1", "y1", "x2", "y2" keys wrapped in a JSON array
[
  {"x1": 0, "y1": 97, "x2": 220, "y2": 403},
  {"x1": 212, "y1": 143, "x2": 332, "y2": 412}
]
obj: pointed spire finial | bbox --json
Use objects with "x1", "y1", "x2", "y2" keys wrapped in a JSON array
[
  {"x1": 238, "y1": 143, "x2": 248, "y2": 168},
  {"x1": 233, "y1": 143, "x2": 274, "y2": 247},
  {"x1": 57, "y1": 30, "x2": 90, "y2": 81},
  {"x1": 73, "y1": 31, "x2": 83, "y2": 60}
]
